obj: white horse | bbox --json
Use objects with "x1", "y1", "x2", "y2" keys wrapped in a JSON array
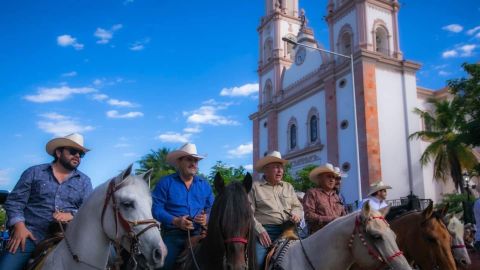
[
  {"x1": 269, "y1": 202, "x2": 412, "y2": 270},
  {"x1": 445, "y1": 214, "x2": 471, "y2": 268},
  {"x1": 41, "y1": 164, "x2": 167, "y2": 270}
]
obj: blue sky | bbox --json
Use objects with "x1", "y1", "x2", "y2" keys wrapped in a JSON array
[{"x1": 0, "y1": 0, "x2": 479, "y2": 190}]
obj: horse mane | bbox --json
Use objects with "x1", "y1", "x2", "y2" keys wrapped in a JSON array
[{"x1": 182, "y1": 181, "x2": 256, "y2": 269}]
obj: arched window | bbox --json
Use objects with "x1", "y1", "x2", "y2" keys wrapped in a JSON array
[
  {"x1": 290, "y1": 124, "x2": 297, "y2": 149},
  {"x1": 285, "y1": 34, "x2": 297, "y2": 60},
  {"x1": 375, "y1": 26, "x2": 389, "y2": 55},
  {"x1": 263, "y1": 80, "x2": 273, "y2": 104},
  {"x1": 341, "y1": 32, "x2": 352, "y2": 55},
  {"x1": 310, "y1": 115, "x2": 318, "y2": 142},
  {"x1": 264, "y1": 38, "x2": 273, "y2": 63}
]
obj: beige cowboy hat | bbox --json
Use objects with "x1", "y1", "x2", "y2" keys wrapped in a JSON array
[
  {"x1": 46, "y1": 133, "x2": 90, "y2": 156},
  {"x1": 309, "y1": 163, "x2": 336, "y2": 185},
  {"x1": 334, "y1": 166, "x2": 348, "y2": 179},
  {"x1": 368, "y1": 180, "x2": 392, "y2": 196},
  {"x1": 254, "y1": 151, "x2": 288, "y2": 173},
  {"x1": 166, "y1": 143, "x2": 205, "y2": 166}
]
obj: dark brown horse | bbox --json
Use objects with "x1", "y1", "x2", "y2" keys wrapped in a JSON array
[
  {"x1": 390, "y1": 201, "x2": 456, "y2": 270},
  {"x1": 177, "y1": 173, "x2": 256, "y2": 270}
]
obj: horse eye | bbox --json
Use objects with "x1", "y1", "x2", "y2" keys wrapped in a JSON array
[
  {"x1": 425, "y1": 236, "x2": 437, "y2": 243},
  {"x1": 370, "y1": 234, "x2": 382, "y2": 240},
  {"x1": 121, "y1": 201, "x2": 135, "y2": 208}
]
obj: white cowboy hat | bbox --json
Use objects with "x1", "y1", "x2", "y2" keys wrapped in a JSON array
[
  {"x1": 254, "y1": 151, "x2": 288, "y2": 173},
  {"x1": 46, "y1": 133, "x2": 90, "y2": 156},
  {"x1": 309, "y1": 163, "x2": 336, "y2": 185},
  {"x1": 367, "y1": 180, "x2": 392, "y2": 196},
  {"x1": 166, "y1": 143, "x2": 205, "y2": 166},
  {"x1": 334, "y1": 166, "x2": 348, "y2": 179}
]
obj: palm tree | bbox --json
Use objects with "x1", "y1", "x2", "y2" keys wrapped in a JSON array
[
  {"x1": 136, "y1": 147, "x2": 176, "y2": 188},
  {"x1": 410, "y1": 99, "x2": 478, "y2": 194}
]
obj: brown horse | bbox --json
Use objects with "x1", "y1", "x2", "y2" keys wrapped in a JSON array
[{"x1": 390, "y1": 201, "x2": 456, "y2": 270}]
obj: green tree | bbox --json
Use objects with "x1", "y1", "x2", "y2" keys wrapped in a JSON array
[
  {"x1": 136, "y1": 147, "x2": 175, "y2": 189},
  {"x1": 208, "y1": 161, "x2": 246, "y2": 189},
  {"x1": 283, "y1": 164, "x2": 316, "y2": 192},
  {"x1": 409, "y1": 99, "x2": 478, "y2": 194},
  {"x1": 449, "y1": 63, "x2": 480, "y2": 147},
  {"x1": 0, "y1": 207, "x2": 6, "y2": 227}
]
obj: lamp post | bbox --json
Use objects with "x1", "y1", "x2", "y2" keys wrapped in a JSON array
[
  {"x1": 282, "y1": 37, "x2": 363, "y2": 201},
  {"x1": 463, "y1": 172, "x2": 473, "y2": 224}
]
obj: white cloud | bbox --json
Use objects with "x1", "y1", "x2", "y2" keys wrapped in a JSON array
[
  {"x1": 0, "y1": 169, "x2": 12, "y2": 185},
  {"x1": 94, "y1": 24, "x2": 123, "y2": 44},
  {"x1": 57, "y1": 34, "x2": 84, "y2": 50},
  {"x1": 442, "y1": 24, "x2": 463, "y2": 33},
  {"x1": 183, "y1": 126, "x2": 202, "y2": 133},
  {"x1": 114, "y1": 143, "x2": 130, "y2": 148},
  {"x1": 184, "y1": 101, "x2": 239, "y2": 126},
  {"x1": 220, "y1": 83, "x2": 259, "y2": 97},
  {"x1": 24, "y1": 86, "x2": 96, "y2": 103},
  {"x1": 459, "y1": 44, "x2": 476, "y2": 57},
  {"x1": 244, "y1": 164, "x2": 253, "y2": 171},
  {"x1": 438, "y1": 70, "x2": 451, "y2": 76},
  {"x1": 442, "y1": 50, "x2": 458, "y2": 58},
  {"x1": 466, "y1": 26, "x2": 480, "y2": 35},
  {"x1": 130, "y1": 38, "x2": 150, "y2": 51},
  {"x1": 92, "y1": 93, "x2": 109, "y2": 101},
  {"x1": 107, "y1": 98, "x2": 135, "y2": 107},
  {"x1": 227, "y1": 142, "x2": 253, "y2": 158},
  {"x1": 106, "y1": 110, "x2": 143, "y2": 119},
  {"x1": 123, "y1": 0, "x2": 134, "y2": 5},
  {"x1": 123, "y1": 152, "x2": 139, "y2": 157},
  {"x1": 93, "y1": 79, "x2": 104, "y2": 86},
  {"x1": 156, "y1": 132, "x2": 191, "y2": 143},
  {"x1": 61, "y1": 71, "x2": 77, "y2": 77},
  {"x1": 37, "y1": 113, "x2": 94, "y2": 136}
]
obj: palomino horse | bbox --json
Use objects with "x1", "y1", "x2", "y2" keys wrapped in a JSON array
[
  {"x1": 177, "y1": 173, "x2": 256, "y2": 270},
  {"x1": 267, "y1": 201, "x2": 411, "y2": 270},
  {"x1": 390, "y1": 201, "x2": 456, "y2": 270},
  {"x1": 444, "y1": 214, "x2": 471, "y2": 269},
  {"x1": 41, "y1": 164, "x2": 167, "y2": 270}
]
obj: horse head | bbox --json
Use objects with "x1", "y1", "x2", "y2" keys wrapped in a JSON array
[
  {"x1": 419, "y1": 201, "x2": 457, "y2": 270},
  {"x1": 103, "y1": 164, "x2": 167, "y2": 269},
  {"x1": 206, "y1": 172, "x2": 255, "y2": 270},
  {"x1": 444, "y1": 212, "x2": 471, "y2": 268},
  {"x1": 351, "y1": 201, "x2": 411, "y2": 270}
]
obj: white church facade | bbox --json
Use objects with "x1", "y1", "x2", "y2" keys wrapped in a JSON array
[{"x1": 249, "y1": 0, "x2": 453, "y2": 204}]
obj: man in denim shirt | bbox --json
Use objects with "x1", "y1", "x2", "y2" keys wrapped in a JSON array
[
  {"x1": 152, "y1": 143, "x2": 214, "y2": 270},
  {"x1": 0, "y1": 133, "x2": 93, "y2": 270}
]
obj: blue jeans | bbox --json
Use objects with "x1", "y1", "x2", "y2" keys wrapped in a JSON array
[
  {"x1": 256, "y1": 225, "x2": 283, "y2": 270},
  {"x1": 160, "y1": 229, "x2": 199, "y2": 270},
  {"x1": 0, "y1": 238, "x2": 36, "y2": 270}
]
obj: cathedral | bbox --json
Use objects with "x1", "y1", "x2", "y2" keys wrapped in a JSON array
[{"x1": 249, "y1": 0, "x2": 448, "y2": 204}]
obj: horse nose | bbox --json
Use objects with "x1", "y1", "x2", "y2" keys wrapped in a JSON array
[
  {"x1": 460, "y1": 258, "x2": 471, "y2": 266},
  {"x1": 152, "y1": 248, "x2": 164, "y2": 265}
]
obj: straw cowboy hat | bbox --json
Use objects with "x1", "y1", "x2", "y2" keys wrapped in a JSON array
[
  {"x1": 367, "y1": 180, "x2": 392, "y2": 196},
  {"x1": 254, "y1": 151, "x2": 288, "y2": 173},
  {"x1": 46, "y1": 133, "x2": 90, "y2": 156},
  {"x1": 166, "y1": 143, "x2": 205, "y2": 166},
  {"x1": 309, "y1": 163, "x2": 336, "y2": 185}
]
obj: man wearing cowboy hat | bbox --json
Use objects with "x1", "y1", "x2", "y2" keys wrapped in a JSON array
[
  {"x1": 249, "y1": 151, "x2": 303, "y2": 269},
  {"x1": 359, "y1": 180, "x2": 392, "y2": 210},
  {"x1": 303, "y1": 163, "x2": 346, "y2": 235},
  {"x1": 334, "y1": 166, "x2": 347, "y2": 207},
  {"x1": 0, "y1": 133, "x2": 93, "y2": 270},
  {"x1": 152, "y1": 142, "x2": 214, "y2": 270}
]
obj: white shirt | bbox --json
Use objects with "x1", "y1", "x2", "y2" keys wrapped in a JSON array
[
  {"x1": 474, "y1": 198, "x2": 480, "y2": 241},
  {"x1": 359, "y1": 196, "x2": 388, "y2": 211}
]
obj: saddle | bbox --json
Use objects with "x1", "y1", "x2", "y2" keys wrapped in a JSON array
[
  {"x1": 24, "y1": 222, "x2": 67, "y2": 270},
  {"x1": 264, "y1": 221, "x2": 299, "y2": 270}
]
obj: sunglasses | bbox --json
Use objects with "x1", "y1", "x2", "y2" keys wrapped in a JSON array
[{"x1": 64, "y1": 147, "x2": 85, "y2": 158}]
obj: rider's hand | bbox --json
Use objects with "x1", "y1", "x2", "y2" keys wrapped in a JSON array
[
  {"x1": 173, "y1": 216, "x2": 194, "y2": 231},
  {"x1": 193, "y1": 212, "x2": 207, "y2": 226},
  {"x1": 7, "y1": 222, "x2": 36, "y2": 253},
  {"x1": 290, "y1": 214, "x2": 301, "y2": 224},
  {"x1": 258, "y1": 231, "x2": 271, "y2": 247},
  {"x1": 53, "y1": 211, "x2": 74, "y2": 223}
]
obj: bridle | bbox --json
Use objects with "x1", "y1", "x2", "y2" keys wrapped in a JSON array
[
  {"x1": 101, "y1": 178, "x2": 160, "y2": 269},
  {"x1": 348, "y1": 215, "x2": 404, "y2": 270}
]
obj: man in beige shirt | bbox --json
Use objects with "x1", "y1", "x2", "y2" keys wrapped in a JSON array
[{"x1": 249, "y1": 151, "x2": 303, "y2": 269}]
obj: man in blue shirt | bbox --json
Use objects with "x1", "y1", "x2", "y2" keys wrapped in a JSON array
[
  {"x1": 0, "y1": 133, "x2": 93, "y2": 270},
  {"x1": 152, "y1": 143, "x2": 214, "y2": 270}
]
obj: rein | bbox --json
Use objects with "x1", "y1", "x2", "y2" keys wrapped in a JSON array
[{"x1": 348, "y1": 215, "x2": 404, "y2": 270}]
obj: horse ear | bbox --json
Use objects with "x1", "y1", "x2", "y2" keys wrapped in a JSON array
[
  {"x1": 422, "y1": 200, "x2": 434, "y2": 220},
  {"x1": 243, "y1": 173, "x2": 253, "y2": 193},
  {"x1": 437, "y1": 202, "x2": 449, "y2": 218},
  {"x1": 120, "y1": 164, "x2": 134, "y2": 180},
  {"x1": 454, "y1": 211, "x2": 463, "y2": 221},
  {"x1": 361, "y1": 200, "x2": 371, "y2": 218},
  {"x1": 141, "y1": 169, "x2": 153, "y2": 183},
  {"x1": 378, "y1": 206, "x2": 390, "y2": 217},
  {"x1": 214, "y1": 172, "x2": 225, "y2": 194}
]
